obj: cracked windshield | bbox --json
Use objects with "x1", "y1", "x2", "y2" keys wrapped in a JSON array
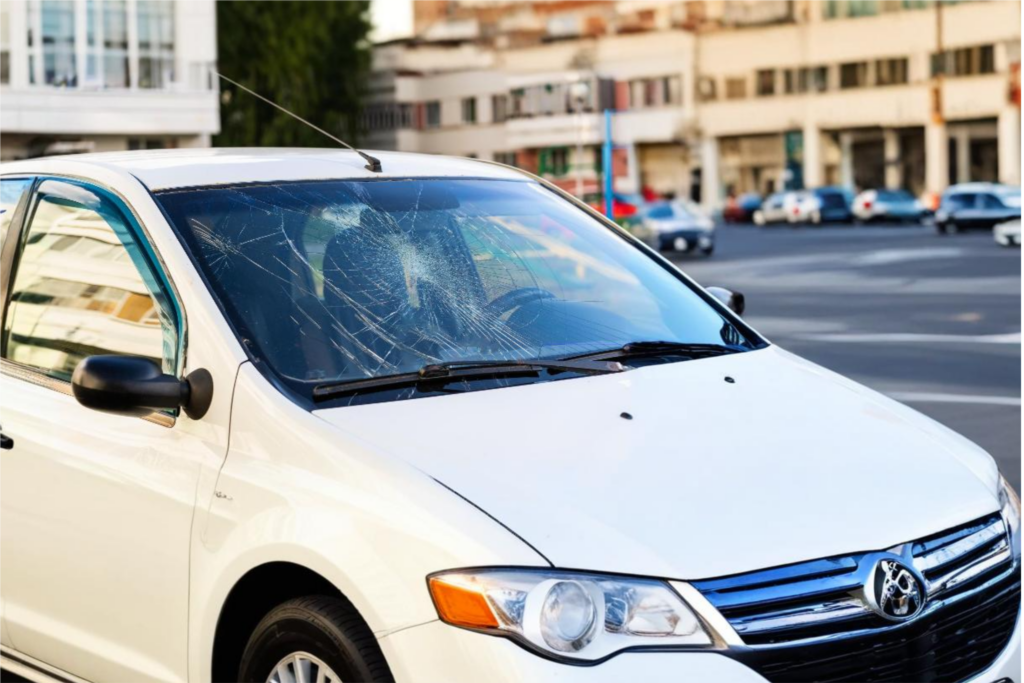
[{"x1": 158, "y1": 178, "x2": 753, "y2": 395}]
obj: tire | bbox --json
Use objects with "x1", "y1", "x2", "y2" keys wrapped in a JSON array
[
  {"x1": 936, "y1": 222, "x2": 951, "y2": 235},
  {"x1": 238, "y1": 596, "x2": 395, "y2": 683},
  {"x1": 701, "y1": 245, "x2": 715, "y2": 256}
]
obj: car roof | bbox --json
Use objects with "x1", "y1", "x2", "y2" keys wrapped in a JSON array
[
  {"x1": 0, "y1": 148, "x2": 528, "y2": 192},
  {"x1": 945, "y1": 182, "x2": 1014, "y2": 195}
]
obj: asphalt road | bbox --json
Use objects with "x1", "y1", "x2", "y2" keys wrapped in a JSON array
[
  {"x1": 671, "y1": 222, "x2": 1021, "y2": 490},
  {"x1": 1, "y1": 221, "x2": 1019, "y2": 683}
]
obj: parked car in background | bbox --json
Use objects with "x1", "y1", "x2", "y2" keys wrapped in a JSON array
[
  {"x1": 853, "y1": 189, "x2": 927, "y2": 223},
  {"x1": 935, "y1": 183, "x2": 1022, "y2": 234},
  {"x1": 722, "y1": 192, "x2": 763, "y2": 223},
  {"x1": 792, "y1": 187, "x2": 854, "y2": 224},
  {"x1": 752, "y1": 191, "x2": 791, "y2": 225},
  {"x1": 636, "y1": 200, "x2": 715, "y2": 255},
  {"x1": 994, "y1": 218, "x2": 1021, "y2": 247},
  {"x1": 0, "y1": 150, "x2": 1020, "y2": 683}
]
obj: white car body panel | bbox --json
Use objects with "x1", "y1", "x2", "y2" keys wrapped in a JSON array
[
  {"x1": 994, "y1": 219, "x2": 1022, "y2": 246},
  {"x1": 316, "y1": 346, "x2": 999, "y2": 580},
  {"x1": 187, "y1": 363, "x2": 548, "y2": 683},
  {"x1": 0, "y1": 150, "x2": 1017, "y2": 683}
]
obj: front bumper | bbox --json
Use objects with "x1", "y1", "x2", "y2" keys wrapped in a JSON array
[{"x1": 379, "y1": 605, "x2": 1021, "y2": 683}]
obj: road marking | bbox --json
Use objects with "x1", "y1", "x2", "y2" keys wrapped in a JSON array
[
  {"x1": 888, "y1": 392, "x2": 1022, "y2": 407},
  {"x1": 795, "y1": 332, "x2": 1021, "y2": 344},
  {"x1": 851, "y1": 247, "x2": 964, "y2": 266}
]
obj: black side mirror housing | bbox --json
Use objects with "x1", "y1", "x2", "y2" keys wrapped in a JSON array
[
  {"x1": 706, "y1": 286, "x2": 746, "y2": 316},
  {"x1": 72, "y1": 355, "x2": 213, "y2": 420}
]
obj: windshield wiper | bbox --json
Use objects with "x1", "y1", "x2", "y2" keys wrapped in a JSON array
[
  {"x1": 312, "y1": 358, "x2": 625, "y2": 402},
  {"x1": 566, "y1": 340, "x2": 744, "y2": 363}
]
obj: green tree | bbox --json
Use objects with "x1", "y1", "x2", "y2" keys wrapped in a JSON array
[{"x1": 215, "y1": 1, "x2": 372, "y2": 147}]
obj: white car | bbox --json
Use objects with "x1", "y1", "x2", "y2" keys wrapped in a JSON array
[
  {"x1": 752, "y1": 191, "x2": 793, "y2": 225},
  {"x1": 0, "y1": 149, "x2": 1020, "y2": 683},
  {"x1": 994, "y1": 218, "x2": 1021, "y2": 247}
]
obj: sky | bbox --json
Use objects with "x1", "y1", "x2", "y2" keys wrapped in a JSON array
[{"x1": 370, "y1": 0, "x2": 415, "y2": 42}]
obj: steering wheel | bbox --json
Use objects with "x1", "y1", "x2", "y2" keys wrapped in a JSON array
[{"x1": 483, "y1": 287, "x2": 556, "y2": 319}]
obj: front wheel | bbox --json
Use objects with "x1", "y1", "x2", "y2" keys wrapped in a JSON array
[{"x1": 238, "y1": 596, "x2": 395, "y2": 683}]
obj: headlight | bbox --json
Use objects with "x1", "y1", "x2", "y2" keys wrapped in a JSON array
[
  {"x1": 999, "y1": 475, "x2": 1021, "y2": 562},
  {"x1": 428, "y1": 569, "x2": 712, "y2": 661}
]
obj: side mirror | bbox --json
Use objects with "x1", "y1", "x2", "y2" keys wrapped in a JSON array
[
  {"x1": 706, "y1": 286, "x2": 746, "y2": 316},
  {"x1": 72, "y1": 355, "x2": 213, "y2": 420}
]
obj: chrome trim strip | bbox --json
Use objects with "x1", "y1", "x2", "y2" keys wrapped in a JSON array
[
  {"x1": 1, "y1": 359, "x2": 175, "y2": 428},
  {"x1": 732, "y1": 597, "x2": 871, "y2": 635},
  {"x1": 929, "y1": 542, "x2": 1012, "y2": 596},
  {"x1": 670, "y1": 581, "x2": 745, "y2": 647},
  {"x1": 914, "y1": 519, "x2": 1006, "y2": 572}
]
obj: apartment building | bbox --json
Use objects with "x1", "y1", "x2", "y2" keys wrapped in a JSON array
[
  {"x1": 365, "y1": 0, "x2": 1021, "y2": 208},
  {"x1": 698, "y1": 0, "x2": 1021, "y2": 205},
  {"x1": 0, "y1": 0, "x2": 219, "y2": 161},
  {"x1": 367, "y1": 29, "x2": 697, "y2": 198}
]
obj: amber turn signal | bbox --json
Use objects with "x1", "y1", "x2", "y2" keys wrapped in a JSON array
[{"x1": 428, "y1": 576, "x2": 499, "y2": 629}]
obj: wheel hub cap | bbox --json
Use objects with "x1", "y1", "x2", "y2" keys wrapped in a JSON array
[{"x1": 267, "y1": 651, "x2": 342, "y2": 683}]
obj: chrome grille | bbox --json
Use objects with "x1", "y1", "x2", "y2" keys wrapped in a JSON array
[{"x1": 693, "y1": 512, "x2": 1015, "y2": 647}]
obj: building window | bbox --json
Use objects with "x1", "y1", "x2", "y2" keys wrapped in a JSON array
[
  {"x1": 494, "y1": 151, "x2": 517, "y2": 167},
  {"x1": 697, "y1": 76, "x2": 717, "y2": 102},
  {"x1": 137, "y1": 0, "x2": 174, "y2": 88},
  {"x1": 809, "y1": 66, "x2": 829, "y2": 92},
  {"x1": 461, "y1": 96, "x2": 477, "y2": 124},
  {"x1": 38, "y1": 0, "x2": 77, "y2": 86},
  {"x1": 725, "y1": 77, "x2": 747, "y2": 100},
  {"x1": 539, "y1": 147, "x2": 570, "y2": 177},
  {"x1": 875, "y1": 57, "x2": 908, "y2": 86},
  {"x1": 425, "y1": 100, "x2": 441, "y2": 128},
  {"x1": 492, "y1": 94, "x2": 508, "y2": 123},
  {"x1": 0, "y1": 2, "x2": 10, "y2": 84},
  {"x1": 626, "y1": 76, "x2": 683, "y2": 109},
  {"x1": 848, "y1": 0, "x2": 880, "y2": 16},
  {"x1": 756, "y1": 69, "x2": 776, "y2": 96},
  {"x1": 979, "y1": 44, "x2": 995, "y2": 74},
  {"x1": 839, "y1": 62, "x2": 868, "y2": 89},
  {"x1": 933, "y1": 44, "x2": 997, "y2": 77},
  {"x1": 85, "y1": 0, "x2": 129, "y2": 88}
]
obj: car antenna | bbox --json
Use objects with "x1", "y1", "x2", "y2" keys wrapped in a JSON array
[{"x1": 213, "y1": 71, "x2": 382, "y2": 173}]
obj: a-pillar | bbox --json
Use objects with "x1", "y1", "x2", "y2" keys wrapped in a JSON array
[
  {"x1": 803, "y1": 122, "x2": 822, "y2": 189},
  {"x1": 700, "y1": 136, "x2": 720, "y2": 212},
  {"x1": 883, "y1": 128, "x2": 902, "y2": 189},
  {"x1": 998, "y1": 107, "x2": 1021, "y2": 186},
  {"x1": 924, "y1": 120, "x2": 948, "y2": 196}
]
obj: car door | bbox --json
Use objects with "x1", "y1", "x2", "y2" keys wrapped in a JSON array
[
  {"x1": 0, "y1": 178, "x2": 223, "y2": 683},
  {"x1": 0, "y1": 175, "x2": 35, "y2": 650},
  {"x1": 978, "y1": 192, "x2": 1015, "y2": 225},
  {"x1": 946, "y1": 192, "x2": 979, "y2": 228}
]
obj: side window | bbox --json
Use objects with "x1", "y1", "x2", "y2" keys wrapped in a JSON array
[
  {"x1": 1, "y1": 178, "x2": 33, "y2": 247},
  {"x1": 979, "y1": 194, "x2": 1005, "y2": 210},
  {"x1": 2, "y1": 180, "x2": 178, "y2": 382},
  {"x1": 944, "y1": 193, "x2": 976, "y2": 211}
]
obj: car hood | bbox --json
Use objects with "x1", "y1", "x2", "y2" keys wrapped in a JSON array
[{"x1": 314, "y1": 346, "x2": 1000, "y2": 580}]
